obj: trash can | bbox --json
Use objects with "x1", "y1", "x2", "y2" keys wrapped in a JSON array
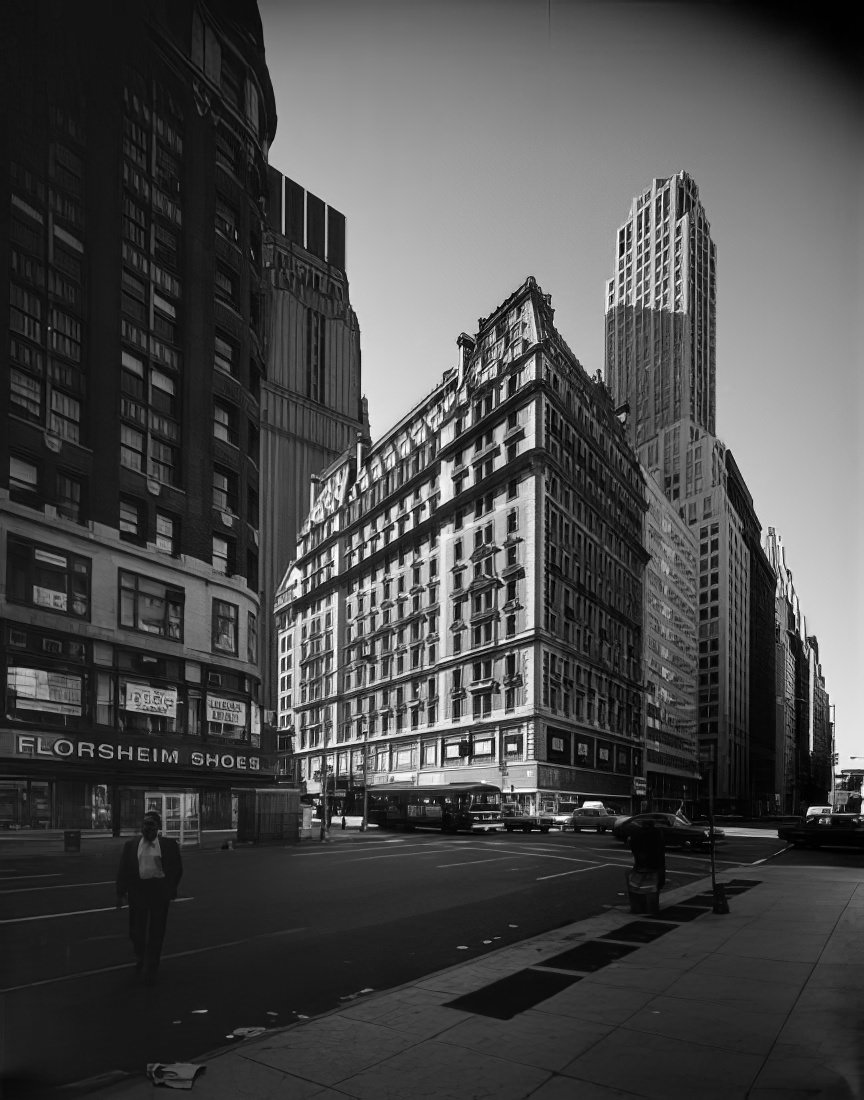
[
  {"x1": 63, "y1": 830, "x2": 81, "y2": 852},
  {"x1": 625, "y1": 869, "x2": 660, "y2": 915}
]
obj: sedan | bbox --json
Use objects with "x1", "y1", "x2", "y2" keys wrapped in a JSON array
[
  {"x1": 778, "y1": 813, "x2": 864, "y2": 849},
  {"x1": 612, "y1": 812, "x2": 725, "y2": 851},
  {"x1": 568, "y1": 807, "x2": 615, "y2": 832}
]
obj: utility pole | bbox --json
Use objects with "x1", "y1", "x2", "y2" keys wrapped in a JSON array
[{"x1": 319, "y1": 722, "x2": 331, "y2": 842}]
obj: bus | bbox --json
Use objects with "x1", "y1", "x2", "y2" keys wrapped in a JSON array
[{"x1": 367, "y1": 783, "x2": 503, "y2": 833}]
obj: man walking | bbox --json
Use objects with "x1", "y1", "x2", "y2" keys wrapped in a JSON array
[{"x1": 116, "y1": 811, "x2": 183, "y2": 983}]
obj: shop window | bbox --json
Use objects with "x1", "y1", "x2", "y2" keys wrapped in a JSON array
[
  {"x1": 119, "y1": 677, "x2": 181, "y2": 734},
  {"x1": 206, "y1": 689, "x2": 248, "y2": 741},
  {"x1": 212, "y1": 599, "x2": 238, "y2": 654},
  {"x1": 6, "y1": 663, "x2": 87, "y2": 728},
  {"x1": 6, "y1": 535, "x2": 90, "y2": 618},
  {"x1": 118, "y1": 570, "x2": 184, "y2": 640}
]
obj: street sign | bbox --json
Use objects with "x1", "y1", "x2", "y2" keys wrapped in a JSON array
[{"x1": 632, "y1": 777, "x2": 646, "y2": 795}]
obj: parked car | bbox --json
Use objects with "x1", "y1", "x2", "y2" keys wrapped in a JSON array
[
  {"x1": 567, "y1": 806, "x2": 614, "y2": 833},
  {"x1": 549, "y1": 803, "x2": 580, "y2": 829},
  {"x1": 778, "y1": 812, "x2": 864, "y2": 849},
  {"x1": 612, "y1": 812, "x2": 725, "y2": 851},
  {"x1": 501, "y1": 804, "x2": 554, "y2": 832}
]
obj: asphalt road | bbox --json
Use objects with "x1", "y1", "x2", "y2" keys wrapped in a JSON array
[{"x1": 0, "y1": 828, "x2": 793, "y2": 1094}]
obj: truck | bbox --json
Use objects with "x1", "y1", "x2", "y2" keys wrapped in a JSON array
[{"x1": 501, "y1": 803, "x2": 554, "y2": 833}]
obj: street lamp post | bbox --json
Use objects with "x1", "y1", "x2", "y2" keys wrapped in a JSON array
[
  {"x1": 360, "y1": 720, "x2": 369, "y2": 832},
  {"x1": 319, "y1": 722, "x2": 332, "y2": 842}
]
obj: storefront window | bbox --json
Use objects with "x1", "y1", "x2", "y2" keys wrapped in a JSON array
[
  {"x1": 206, "y1": 691, "x2": 248, "y2": 741},
  {"x1": 6, "y1": 664, "x2": 88, "y2": 728},
  {"x1": 120, "y1": 678, "x2": 181, "y2": 734}
]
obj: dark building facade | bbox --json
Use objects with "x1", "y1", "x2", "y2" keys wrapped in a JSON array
[
  {"x1": 1, "y1": 0, "x2": 279, "y2": 834},
  {"x1": 726, "y1": 452, "x2": 777, "y2": 813}
]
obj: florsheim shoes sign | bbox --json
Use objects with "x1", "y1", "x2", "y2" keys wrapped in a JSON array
[{"x1": 5, "y1": 733, "x2": 265, "y2": 773}]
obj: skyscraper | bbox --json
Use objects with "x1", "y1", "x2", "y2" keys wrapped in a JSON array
[
  {"x1": 604, "y1": 171, "x2": 716, "y2": 502},
  {"x1": 261, "y1": 168, "x2": 369, "y2": 728},
  {"x1": 604, "y1": 173, "x2": 752, "y2": 810}
]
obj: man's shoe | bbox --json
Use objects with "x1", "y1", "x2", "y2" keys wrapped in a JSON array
[
  {"x1": 143, "y1": 968, "x2": 158, "y2": 986},
  {"x1": 134, "y1": 957, "x2": 145, "y2": 973}
]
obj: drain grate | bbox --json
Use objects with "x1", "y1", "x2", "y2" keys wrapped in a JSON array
[
  {"x1": 599, "y1": 920, "x2": 678, "y2": 944},
  {"x1": 539, "y1": 940, "x2": 639, "y2": 972},
  {"x1": 445, "y1": 967, "x2": 581, "y2": 1019}
]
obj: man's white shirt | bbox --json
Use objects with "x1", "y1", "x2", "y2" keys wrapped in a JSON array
[{"x1": 137, "y1": 836, "x2": 165, "y2": 879}]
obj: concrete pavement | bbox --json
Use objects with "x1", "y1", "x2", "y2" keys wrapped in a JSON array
[{"x1": 79, "y1": 832, "x2": 864, "y2": 1100}]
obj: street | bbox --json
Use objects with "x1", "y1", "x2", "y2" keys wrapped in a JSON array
[{"x1": 1, "y1": 829, "x2": 793, "y2": 1094}]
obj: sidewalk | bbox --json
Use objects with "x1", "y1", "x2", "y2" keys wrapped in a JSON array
[
  {"x1": 0, "y1": 819, "x2": 378, "y2": 857},
  {"x1": 91, "y1": 856, "x2": 863, "y2": 1100}
]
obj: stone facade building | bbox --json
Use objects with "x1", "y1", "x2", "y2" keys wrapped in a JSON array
[{"x1": 276, "y1": 278, "x2": 648, "y2": 817}]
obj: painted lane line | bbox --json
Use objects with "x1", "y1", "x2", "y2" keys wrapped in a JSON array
[
  {"x1": 1, "y1": 897, "x2": 194, "y2": 925},
  {"x1": 435, "y1": 857, "x2": 514, "y2": 868},
  {"x1": 1, "y1": 880, "x2": 115, "y2": 895},
  {"x1": 0, "y1": 926, "x2": 307, "y2": 994},
  {"x1": 537, "y1": 862, "x2": 618, "y2": 881},
  {"x1": 0, "y1": 873, "x2": 62, "y2": 882}
]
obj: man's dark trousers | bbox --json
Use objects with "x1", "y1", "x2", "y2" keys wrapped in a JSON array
[{"x1": 128, "y1": 879, "x2": 172, "y2": 973}]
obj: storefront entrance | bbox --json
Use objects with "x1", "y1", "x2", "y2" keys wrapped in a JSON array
[{"x1": 144, "y1": 790, "x2": 199, "y2": 846}]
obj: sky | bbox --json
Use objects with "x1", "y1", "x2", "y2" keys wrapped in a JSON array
[{"x1": 258, "y1": 0, "x2": 863, "y2": 769}]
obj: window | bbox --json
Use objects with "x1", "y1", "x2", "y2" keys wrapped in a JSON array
[
  {"x1": 10, "y1": 362, "x2": 43, "y2": 421},
  {"x1": 6, "y1": 535, "x2": 90, "y2": 618},
  {"x1": 155, "y1": 512, "x2": 178, "y2": 555},
  {"x1": 247, "y1": 611, "x2": 258, "y2": 664},
  {"x1": 9, "y1": 455, "x2": 39, "y2": 504},
  {"x1": 120, "y1": 424, "x2": 145, "y2": 472},
  {"x1": 49, "y1": 390, "x2": 81, "y2": 443},
  {"x1": 215, "y1": 198, "x2": 239, "y2": 241},
  {"x1": 148, "y1": 439, "x2": 178, "y2": 485},
  {"x1": 214, "y1": 331, "x2": 236, "y2": 375},
  {"x1": 212, "y1": 535, "x2": 233, "y2": 575},
  {"x1": 212, "y1": 599, "x2": 238, "y2": 654},
  {"x1": 214, "y1": 262, "x2": 237, "y2": 306},
  {"x1": 119, "y1": 570, "x2": 184, "y2": 640},
  {"x1": 6, "y1": 663, "x2": 87, "y2": 728},
  {"x1": 213, "y1": 401, "x2": 238, "y2": 445},
  {"x1": 56, "y1": 471, "x2": 83, "y2": 523},
  {"x1": 212, "y1": 465, "x2": 238, "y2": 513},
  {"x1": 119, "y1": 497, "x2": 146, "y2": 543}
]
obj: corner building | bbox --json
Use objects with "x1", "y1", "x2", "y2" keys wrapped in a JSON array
[
  {"x1": 1, "y1": 1, "x2": 278, "y2": 833},
  {"x1": 277, "y1": 278, "x2": 648, "y2": 817}
]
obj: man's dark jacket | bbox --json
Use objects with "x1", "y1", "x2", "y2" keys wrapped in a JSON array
[{"x1": 116, "y1": 836, "x2": 183, "y2": 899}]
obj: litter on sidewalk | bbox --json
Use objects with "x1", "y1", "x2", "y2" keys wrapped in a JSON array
[{"x1": 146, "y1": 1063, "x2": 206, "y2": 1090}]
